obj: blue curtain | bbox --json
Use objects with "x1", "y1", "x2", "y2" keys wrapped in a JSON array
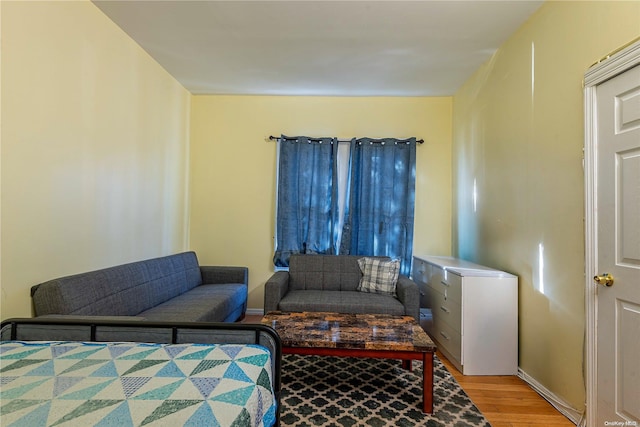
[
  {"x1": 340, "y1": 137, "x2": 417, "y2": 275},
  {"x1": 273, "y1": 136, "x2": 338, "y2": 267}
]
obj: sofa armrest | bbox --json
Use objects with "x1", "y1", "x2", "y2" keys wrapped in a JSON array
[
  {"x1": 264, "y1": 271, "x2": 290, "y2": 313},
  {"x1": 200, "y1": 266, "x2": 248, "y2": 286},
  {"x1": 396, "y1": 275, "x2": 420, "y2": 322}
]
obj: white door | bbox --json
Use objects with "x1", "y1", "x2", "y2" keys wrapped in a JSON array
[{"x1": 590, "y1": 56, "x2": 640, "y2": 424}]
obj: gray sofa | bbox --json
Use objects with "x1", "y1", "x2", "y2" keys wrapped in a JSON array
[
  {"x1": 30, "y1": 251, "x2": 248, "y2": 323},
  {"x1": 264, "y1": 254, "x2": 420, "y2": 321}
]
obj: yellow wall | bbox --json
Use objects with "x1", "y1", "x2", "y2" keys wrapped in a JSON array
[
  {"x1": 189, "y1": 96, "x2": 452, "y2": 309},
  {"x1": 0, "y1": 1, "x2": 191, "y2": 318},
  {"x1": 453, "y1": 0, "x2": 640, "y2": 412}
]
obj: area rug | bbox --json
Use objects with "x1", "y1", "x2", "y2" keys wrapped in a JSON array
[{"x1": 279, "y1": 354, "x2": 490, "y2": 427}]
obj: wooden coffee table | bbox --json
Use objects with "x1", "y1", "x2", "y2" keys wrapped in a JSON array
[{"x1": 262, "y1": 311, "x2": 436, "y2": 413}]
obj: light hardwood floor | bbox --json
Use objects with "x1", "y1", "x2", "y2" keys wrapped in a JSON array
[
  {"x1": 243, "y1": 314, "x2": 575, "y2": 427},
  {"x1": 438, "y1": 351, "x2": 575, "y2": 427}
]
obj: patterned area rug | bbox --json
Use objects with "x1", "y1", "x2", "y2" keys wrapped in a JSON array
[{"x1": 279, "y1": 354, "x2": 490, "y2": 427}]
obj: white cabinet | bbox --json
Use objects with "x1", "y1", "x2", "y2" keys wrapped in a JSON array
[{"x1": 412, "y1": 255, "x2": 518, "y2": 375}]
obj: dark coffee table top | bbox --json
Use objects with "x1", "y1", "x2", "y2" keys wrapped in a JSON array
[{"x1": 262, "y1": 311, "x2": 435, "y2": 352}]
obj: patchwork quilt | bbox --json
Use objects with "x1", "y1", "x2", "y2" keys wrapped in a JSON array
[{"x1": 0, "y1": 341, "x2": 276, "y2": 427}]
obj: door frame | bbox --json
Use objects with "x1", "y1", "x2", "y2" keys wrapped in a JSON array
[{"x1": 583, "y1": 39, "x2": 640, "y2": 426}]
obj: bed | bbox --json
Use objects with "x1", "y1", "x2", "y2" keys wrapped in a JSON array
[{"x1": 0, "y1": 318, "x2": 281, "y2": 427}]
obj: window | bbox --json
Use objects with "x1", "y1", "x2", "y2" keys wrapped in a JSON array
[{"x1": 273, "y1": 136, "x2": 417, "y2": 275}]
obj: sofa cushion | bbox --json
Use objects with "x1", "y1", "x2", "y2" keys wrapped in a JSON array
[
  {"x1": 277, "y1": 290, "x2": 406, "y2": 317},
  {"x1": 288, "y1": 254, "x2": 391, "y2": 292},
  {"x1": 357, "y1": 257, "x2": 400, "y2": 296},
  {"x1": 138, "y1": 284, "x2": 247, "y2": 323}
]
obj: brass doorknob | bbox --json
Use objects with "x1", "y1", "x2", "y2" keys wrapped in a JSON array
[{"x1": 594, "y1": 273, "x2": 614, "y2": 287}]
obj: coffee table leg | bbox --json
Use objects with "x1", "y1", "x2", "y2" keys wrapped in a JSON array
[{"x1": 422, "y1": 352, "x2": 434, "y2": 413}]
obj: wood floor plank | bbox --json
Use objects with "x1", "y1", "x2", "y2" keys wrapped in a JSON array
[{"x1": 437, "y1": 350, "x2": 575, "y2": 426}]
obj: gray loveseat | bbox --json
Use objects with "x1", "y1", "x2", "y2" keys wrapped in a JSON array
[
  {"x1": 264, "y1": 254, "x2": 419, "y2": 321},
  {"x1": 31, "y1": 251, "x2": 248, "y2": 323}
]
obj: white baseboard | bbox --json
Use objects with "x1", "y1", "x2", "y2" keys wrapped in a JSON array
[
  {"x1": 246, "y1": 308, "x2": 265, "y2": 316},
  {"x1": 517, "y1": 368, "x2": 585, "y2": 426}
]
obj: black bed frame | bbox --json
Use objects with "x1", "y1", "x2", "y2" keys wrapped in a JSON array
[{"x1": 1, "y1": 317, "x2": 282, "y2": 426}]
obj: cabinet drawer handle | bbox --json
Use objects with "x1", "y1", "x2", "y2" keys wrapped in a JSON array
[
  {"x1": 440, "y1": 306, "x2": 450, "y2": 313},
  {"x1": 439, "y1": 331, "x2": 450, "y2": 341},
  {"x1": 440, "y1": 280, "x2": 449, "y2": 287}
]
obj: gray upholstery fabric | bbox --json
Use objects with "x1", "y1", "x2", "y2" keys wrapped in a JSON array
[
  {"x1": 264, "y1": 254, "x2": 420, "y2": 321},
  {"x1": 264, "y1": 271, "x2": 289, "y2": 313},
  {"x1": 278, "y1": 290, "x2": 406, "y2": 316},
  {"x1": 138, "y1": 284, "x2": 247, "y2": 323},
  {"x1": 30, "y1": 252, "x2": 248, "y2": 322},
  {"x1": 201, "y1": 266, "x2": 248, "y2": 286},
  {"x1": 395, "y1": 275, "x2": 420, "y2": 320},
  {"x1": 288, "y1": 255, "x2": 366, "y2": 291}
]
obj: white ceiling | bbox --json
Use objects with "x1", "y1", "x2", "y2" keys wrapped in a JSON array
[{"x1": 92, "y1": 0, "x2": 543, "y2": 96}]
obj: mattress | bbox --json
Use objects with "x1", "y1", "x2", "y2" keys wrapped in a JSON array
[{"x1": 0, "y1": 340, "x2": 276, "y2": 427}]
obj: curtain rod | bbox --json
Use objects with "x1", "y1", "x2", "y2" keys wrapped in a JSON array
[{"x1": 268, "y1": 135, "x2": 424, "y2": 144}]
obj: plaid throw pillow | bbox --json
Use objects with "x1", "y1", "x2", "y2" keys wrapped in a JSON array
[{"x1": 357, "y1": 257, "x2": 400, "y2": 296}]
